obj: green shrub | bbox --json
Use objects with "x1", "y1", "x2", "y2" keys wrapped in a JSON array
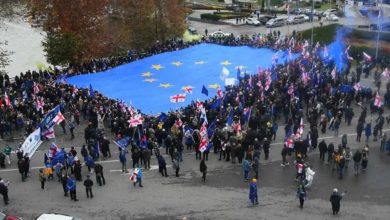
[{"x1": 200, "y1": 13, "x2": 220, "y2": 21}]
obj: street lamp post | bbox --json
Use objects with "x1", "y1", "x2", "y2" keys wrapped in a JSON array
[
  {"x1": 310, "y1": 0, "x2": 314, "y2": 46},
  {"x1": 375, "y1": 0, "x2": 383, "y2": 60}
]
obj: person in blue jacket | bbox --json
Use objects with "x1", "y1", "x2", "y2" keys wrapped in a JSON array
[
  {"x1": 249, "y1": 178, "x2": 258, "y2": 205},
  {"x1": 242, "y1": 159, "x2": 251, "y2": 181},
  {"x1": 67, "y1": 175, "x2": 78, "y2": 201}
]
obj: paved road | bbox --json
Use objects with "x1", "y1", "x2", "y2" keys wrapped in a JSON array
[{"x1": 0, "y1": 73, "x2": 389, "y2": 219}]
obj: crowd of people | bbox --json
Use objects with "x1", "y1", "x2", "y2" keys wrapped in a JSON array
[{"x1": 0, "y1": 31, "x2": 389, "y2": 215}]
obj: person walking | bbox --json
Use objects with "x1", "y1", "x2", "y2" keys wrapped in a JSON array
[
  {"x1": 38, "y1": 168, "x2": 46, "y2": 190},
  {"x1": 0, "y1": 178, "x2": 9, "y2": 205},
  {"x1": 67, "y1": 175, "x2": 78, "y2": 201},
  {"x1": 343, "y1": 147, "x2": 352, "y2": 169},
  {"x1": 249, "y1": 178, "x2": 258, "y2": 205},
  {"x1": 281, "y1": 147, "x2": 289, "y2": 166},
  {"x1": 243, "y1": 158, "x2": 251, "y2": 180},
  {"x1": 61, "y1": 174, "x2": 69, "y2": 197},
  {"x1": 318, "y1": 140, "x2": 327, "y2": 162},
  {"x1": 119, "y1": 149, "x2": 128, "y2": 173},
  {"x1": 3, "y1": 145, "x2": 11, "y2": 165},
  {"x1": 296, "y1": 184, "x2": 307, "y2": 209},
  {"x1": 94, "y1": 163, "x2": 105, "y2": 186},
  {"x1": 329, "y1": 188, "x2": 343, "y2": 215},
  {"x1": 131, "y1": 165, "x2": 143, "y2": 187},
  {"x1": 157, "y1": 155, "x2": 168, "y2": 177},
  {"x1": 361, "y1": 146, "x2": 369, "y2": 170},
  {"x1": 200, "y1": 158, "x2": 207, "y2": 182},
  {"x1": 263, "y1": 138, "x2": 270, "y2": 160},
  {"x1": 337, "y1": 155, "x2": 345, "y2": 179},
  {"x1": 173, "y1": 149, "x2": 180, "y2": 177},
  {"x1": 353, "y1": 150, "x2": 362, "y2": 175},
  {"x1": 17, "y1": 158, "x2": 27, "y2": 182},
  {"x1": 83, "y1": 175, "x2": 94, "y2": 198}
]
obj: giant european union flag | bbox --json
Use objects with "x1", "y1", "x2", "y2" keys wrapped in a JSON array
[{"x1": 67, "y1": 43, "x2": 297, "y2": 114}]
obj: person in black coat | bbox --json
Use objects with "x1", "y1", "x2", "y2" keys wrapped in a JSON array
[
  {"x1": 318, "y1": 140, "x2": 327, "y2": 162},
  {"x1": 94, "y1": 163, "x2": 105, "y2": 186},
  {"x1": 83, "y1": 175, "x2": 94, "y2": 198},
  {"x1": 200, "y1": 159, "x2": 207, "y2": 182},
  {"x1": 0, "y1": 179, "x2": 9, "y2": 205},
  {"x1": 74, "y1": 160, "x2": 82, "y2": 181},
  {"x1": 330, "y1": 188, "x2": 343, "y2": 215},
  {"x1": 262, "y1": 138, "x2": 270, "y2": 160},
  {"x1": 61, "y1": 174, "x2": 69, "y2": 197},
  {"x1": 17, "y1": 158, "x2": 27, "y2": 182},
  {"x1": 157, "y1": 155, "x2": 168, "y2": 177}
]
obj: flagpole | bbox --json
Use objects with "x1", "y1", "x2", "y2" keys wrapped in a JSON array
[{"x1": 375, "y1": 0, "x2": 383, "y2": 60}]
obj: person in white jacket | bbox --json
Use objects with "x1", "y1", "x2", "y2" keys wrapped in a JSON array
[{"x1": 304, "y1": 165, "x2": 315, "y2": 189}]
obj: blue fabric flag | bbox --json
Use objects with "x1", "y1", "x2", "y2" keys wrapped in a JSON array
[
  {"x1": 210, "y1": 99, "x2": 221, "y2": 110},
  {"x1": 201, "y1": 85, "x2": 208, "y2": 96},
  {"x1": 207, "y1": 120, "x2": 216, "y2": 138},
  {"x1": 339, "y1": 84, "x2": 352, "y2": 93},
  {"x1": 158, "y1": 112, "x2": 168, "y2": 122},
  {"x1": 227, "y1": 113, "x2": 233, "y2": 126},
  {"x1": 51, "y1": 150, "x2": 65, "y2": 166},
  {"x1": 40, "y1": 105, "x2": 61, "y2": 130},
  {"x1": 88, "y1": 84, "x2": 95, "y2": 98},
  {"x1": 67, "y1": 44, "x2": 298, "y2": 114},
  {"x1": 114, "y1": 136, "x2": 131, "y2": 150}
]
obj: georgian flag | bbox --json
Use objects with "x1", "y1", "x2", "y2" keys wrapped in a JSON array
[
  {"x1": 353, "y1": 82, "x2": 362, "y2": 91},
  {"x1": 216, "y1": 87, "x2": 223, "y2": 99},
  {"x1": 170, "y1": 93, "x2": 186, "y2": 103},
  {"x1": 382, "y1": 68, "x2": 389, "y2": 80},
  {"x1": 195, "y1": 99, "x2": 203, "y2": 110},
  {"x1": 302, "y1": 72, "x2": 309, "y2": 86},
  {"x1": 72, "y1": 86, "x2": 79, "y2": 97},
  {"x1": 264, "y1": 76, "x2": 272, "y2": 91},
  {"x1": 42, "y1": 127, "x2": 55, "y2": 139},
  {"x1": 374, "y1": 92, "x2": 382, "y2": 107},
  {"x1": 33, "y1": 82, "x2": 39, "y2": 94},
  {"x1": 234, "y1": 120, "x2": 242, "y2": 134},
  {"x1": 199, "y1": 121, "x2": 209, "y2": 153},
  {"x1": 128, "y1": 114, "x2": 143, "y2": 128},
  {"x1": 4, "y1": 92, "x2": 11, "y2": 107},
  {"x1": 53, "y1": 111, "x2": 65, "y2": 125},
  {"x1": 285, "y1": 137, "x2": 294, "y2": 149},
  {"x1": 297, "y1": 118, "x2": 304, "y2": 136}
]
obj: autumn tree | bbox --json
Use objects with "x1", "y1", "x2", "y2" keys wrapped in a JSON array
[
  {"x1": 27, "y1": 0, "x2": 188, "y2": 65},
  {"x1": 27, "y1": 0, "x2": 110, "y2": 65},
  {"x1": 116, "y1": 0, "x2": 188, "y2": 50}
]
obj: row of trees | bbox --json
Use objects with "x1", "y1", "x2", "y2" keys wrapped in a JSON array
[{"x1": 27, "y1": 0, "x2": 188, "y2": 66}]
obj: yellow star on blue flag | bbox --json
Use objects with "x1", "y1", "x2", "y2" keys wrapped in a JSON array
[
  {"x1": 172, "y1": 61, "x2": 183, "y2": 67},
  {"x1": 208, "y1": 83, "x2": 219, "y2": 89},
  {"x1": 144, "y1": 78, "x2": 157, "y2": 83},
  {"x1": 151, "y1": 64, "x2": 164, "y2": 70},
  {"x1": 221, "y1": 60, "x2": 232, "y2": 66},
  {"x1": 195, "y1": 61, "x2": 206, "y2": 65},
  {"x1": 141, "y1": 72, "x2": 153, "y2": 77},
  {"x1": 159, "y1": 83, "x2": 173, "y2": 88}
]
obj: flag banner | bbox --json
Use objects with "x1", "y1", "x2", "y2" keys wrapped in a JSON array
[
  {"x1": 66, "y1": 44, "x2": 298, "y2": 114},
  {"x1": 113, "y1": 136, "x2": 131, "y2": 150},
  {"x1": 42, "y1": 127, "x2": 56, "y2": 139},
  {"x1": 40, "y1": 105, "x2": 64, "y2": 130},
  {"x1": 20, "y1": 128, "x2": 42, "y2": 159}
]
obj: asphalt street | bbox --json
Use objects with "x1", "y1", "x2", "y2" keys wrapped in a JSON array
[{"x1": 0, "y1": 73, "x2": 388, "y2": 220}]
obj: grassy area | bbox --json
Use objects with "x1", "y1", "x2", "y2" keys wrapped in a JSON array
[
  {"x1": 318, "y1": 3, "x2": 337, "y2": 11},
  {"x1": 300, "y1": 24, "x2": 340, "y2": 44}
]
